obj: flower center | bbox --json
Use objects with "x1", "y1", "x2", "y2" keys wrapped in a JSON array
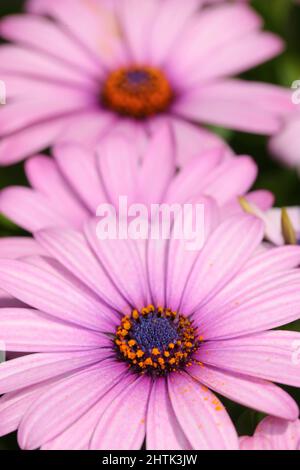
[
  {"x1": 114, "y1": 305, "x2": 202, "y2": 376},
  {"x1": 101, "y1": 66, "x2": 174, "y2": 119}
]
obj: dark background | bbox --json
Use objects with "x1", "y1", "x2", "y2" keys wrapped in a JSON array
[{"x1": 0, "y1": 0, "x2": 300, "y2": 450}]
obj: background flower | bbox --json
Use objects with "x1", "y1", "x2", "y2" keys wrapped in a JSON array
[
  {"x1": 0, "y1": 0, "x2": 289, "y2": 166},
  {"x1": 240, "y1": 416, "x2": 300, "y2": 450},
  {"x1": 0, "y1": 126, "x2": 272, "y2": 233}
]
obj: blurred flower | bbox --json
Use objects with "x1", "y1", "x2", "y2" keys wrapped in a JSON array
[
  {"x1": 0, "y1": 213, "x2": 300, "y2": 449},
  {"x1": 0, "y1": 125, "x2": 273, "y2": 233},
  {"x1": 0, "y1": 0, "x2": 288, "y2": 165},
  {"x1": 239, "y1": 197, "x2": 300, "y2": 246},
  {"x1": 240, "y1": 416, "x2": 300, "y2": 450},
  {"x1": 263, "y1": 207, "x2": 300, "y2": 246}
]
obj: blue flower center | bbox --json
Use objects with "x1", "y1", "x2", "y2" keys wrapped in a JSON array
[
  {"x1": 132, "y1": 312, "x2": 178, "y2": 353},
  {"x1": 125, "y1": 70, "x2": 151, "y2": 86},
  {"x1": 115, "y1": 305, "x2": 203, "y2": 376}
]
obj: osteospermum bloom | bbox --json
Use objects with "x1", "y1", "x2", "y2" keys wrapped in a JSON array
[
  {"x1": 240, "y1": 417, "x2": 300, "y2": 450},
  {"x1": 0, "y1": 214, "x2": 300, "y2": 449},
  {"x1": 0, "y1": 126, "x2": 273, "y2": 233},
  {"x1": 0, "y1": 0, "x2": 290, "y2": 165}
]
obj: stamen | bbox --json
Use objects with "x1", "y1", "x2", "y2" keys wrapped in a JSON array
[
  {"x1": 114, "y1": 305, "x2": 203, "y2": 376},
  {"x1": 102, "y1": 66, "x2": 173, "y2": 119}
]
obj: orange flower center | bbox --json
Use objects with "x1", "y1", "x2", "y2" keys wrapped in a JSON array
[
  {"x1": 114, "y1": 305, "x2": 203, "y2": 376},
  {"x1": 102, "y1": 66, "x2": 174, "y2": 119}
]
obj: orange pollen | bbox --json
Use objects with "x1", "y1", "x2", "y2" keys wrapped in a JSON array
[
  {"x1": 114, "y1": 305, "x2": 203, "y2": 377},
  {"x1": 102, "y1": 66, "x2": 174, "y2": 119}
]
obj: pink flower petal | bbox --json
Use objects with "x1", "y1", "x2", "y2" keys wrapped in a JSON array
[
  {"x1": 186, "y1": 32, "x2": 283, "y2": 83},
  {"x1": 168, "y1": 373, "x2": 239, "y2": 449},
  {"x1": 198, "y1": 246, "x2": 300, "y2": 316},
  {"x1": 240, "y1": 435, "x2": 272, "y2": 450},
  {"x1": 221, "y1": 189, "x2": 274, "y2": 219},
  {"x1": 270, "y1": 117, "x2": 300, "y2": 167},
  {"x1": 42, "y1": 373, "x2": 138, "y2": 450},
  {"x1": 146, "y1": 237, "x2": 169, "y2": 307},
  {"x1": 0, "y1": 378, "x2": 59, "y2": 437},
  {"x1": 0, "y1": 259, "x2": 115, "y2": 331},
  {"x1": 90, "y1": 376, "x2": 151, "y2": 450},
  {"x1": 139, "y1": 124, "x2": 175, "y2": 205},
  {"x1": 166, "y1": 197, "x2": 220, "y2": 311},
  {"x1": 53, "y1": 142, "x2": 106, "y2": 213},
  {"x1": 0, "y1": 187, "x2": 75, "y2": 232},
  {"x1": 0, "y1": 237, "x2": 45, "y2": 259},
  {"x1": 245, "y1": 190, "x2": 275, "y2": 211},
  {"x1": 166, "y1": 4, "x2": 262, "y2": 86},
  {"x1": 0, "y1": 88, "x2": 92, "y2": 136},
  {"x1": 150, "y1": 116, "x2": 229, "y2": 168},
  {"x1": 57, "y1": 110, "x2": 116, "y2": 151},
  {"x1": 27, "y1": 0, "x2": 126, "y2": 69},
  {"x1": 0, "y1": 14, "x2": 99, "y2": 76},
  {"x1": 175, "y1": 80, "x2": 289, "y2": 135},
  {"x1": 189, "y1": 364, "x2": 298, "y2": 420},
  {"x1": 0, "y1": 45, "x2": 93, "y2": 88},
  {"x1": 97, "y1": 134, "x2": 139, "y2": 207},
  {"x1": 85, "y1": 219, "x2": 150, "y2": 310},
  {"x1": 0, "y1": 115, "x2": 75, "y2": 165},
  {"x1": 146, "y1": 378, "x2": 191, "y2": 450},
  {"x1": 25, "y1": 155, "x2": 89, "y2": 225},
  {"x1": 255, "y1": 416, "x2": 300, "y2": 450},
  {"x1": 240, "y1": 416, "x2": 300, "y2": 450},
  {"x1": 119, "y1": 0, "x2": 159, "y2": 63},
  {"x1": 18, "y1": 360, "x2": 126, "y2": 450},
  {"x1": 180, "y1": 214, "x2": 264, "y2": 314},
  {"x1": 0, "y1": 308, "x2": 103, "y2": 352},
  {"x1": 0, "y1": 350, "x2": 107, "y2": 394},
  {"x1": 165, "y1": 147, "x2": 224, "y2": 204},
  {"x1": 200, "y1": 270, "x2": 300, "y2": 339},
  {"x1": 35, "y1": 227, "x2": 126, "y2": 314},
  {"x1": 197, "y1": 156, "x2": 257, "y2": 206},
  {"x1": 198, "y1": 331, "x2": 300, "y2": 387},
  {"x1": 148, "y1": 0, "x2": 201, "y2": 65}
]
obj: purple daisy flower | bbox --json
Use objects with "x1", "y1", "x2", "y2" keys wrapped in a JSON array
[
  {"x1": 0, "y1": 0, "x2": 291, "y2": 165},
  {"x1": 0, "y1": 212, "x2": 299, "y2": 449}
]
